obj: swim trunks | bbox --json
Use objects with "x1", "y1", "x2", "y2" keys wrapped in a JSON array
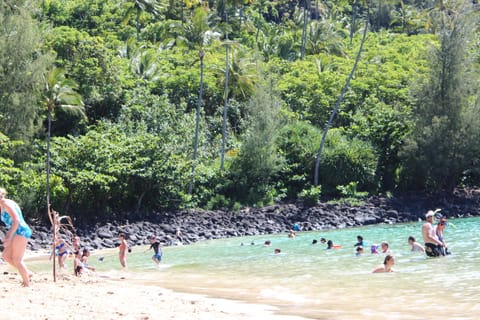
[
  {"x1": 1, "y1": 204, "x2": 32, "y2": 239},
  {"x1": 153, "y1": 253, "x2": 162, "y2": 262},
  {"x1": 424, "y1": 243, "x2": 443, "y2": 257}
]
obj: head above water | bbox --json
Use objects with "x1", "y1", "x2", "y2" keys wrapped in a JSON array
[
  {"x1": 408, "y1": 236, "x2": 415, "y2": 243},
  {"x1": 425, "y1": 208, "x2": 441, "y2": 220},
  {"x1": 425, "y1": 211, "x2": 435, "y2": 219},
  {"x1": 383, "y1": 254, "x2": 395, "y2": 265},
  {"x1": 438, "y1": 218, "x2": 448, "y2": 227},
  {"x1": 357, "y1": 235, "x2": 363, "y2": 242}
]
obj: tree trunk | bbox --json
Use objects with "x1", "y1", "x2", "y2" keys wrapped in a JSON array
[
  {"x1": 189, "y1": 49, "x2": 205, "y2": 193},
  {"x1": 221, "y1": 14, "x2": 230, "y2": 170},
  {"x1": 300, "y1": 0, "x2": 309, "y2": 59},
  {"x1": 350, "y1": 4, "x2": 357, "y2": 45},
  {"x1": 136, "y1": 8, "x2": 141, "y2": 41},
  {"x1": 314, "y1": 1, "x2": 370, "y2": 187}
]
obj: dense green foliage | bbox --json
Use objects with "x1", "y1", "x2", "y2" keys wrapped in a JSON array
[{"x1": 1, "y1": 0, "x2": 479, "y2": 222}]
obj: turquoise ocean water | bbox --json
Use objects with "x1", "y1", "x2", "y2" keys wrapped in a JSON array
[{"x1": 32, "y1": 217, "x2": 480, "y2": 319}]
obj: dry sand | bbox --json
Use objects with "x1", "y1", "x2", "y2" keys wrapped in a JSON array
[{"x1": 0, "y1": 260, "x2": 307, "y2": 320}]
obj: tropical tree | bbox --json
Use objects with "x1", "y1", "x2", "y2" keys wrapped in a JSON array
[
  {"x1": 400, "y1": 1, "x2": 480, "y2": 192},
  {"x1": 229, "y1": 81, "x2": 285, "y2": 205},
  {"x1": 43, "y1": 67, "x2": 84, "y2": 216},
  {"x1": 187, "y1": 6, "x2": 211, "y2": 193},
  {"x1": 130, "y1": 46, "x2": 160, "y2": 81},
  {"x1": 0, "y1": 2, "x2": 52, "y2": 146},
  {"x1": 314, "y1": 0, "x2": 371, "y2": 186},
  {"x1": 42, "y1": 67, "x2": 83, "y2": 281},
  {"x1": 122, "y1": 0, "x2": 165, "y2": 40},
  {"x1": 300, "y1": 0, "x2": 311, "y2": 59}
]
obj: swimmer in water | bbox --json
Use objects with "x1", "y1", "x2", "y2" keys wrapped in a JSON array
[
  {"x1": 274, "y1": 248, "x2": 281, "y2": 254},
  {"x1": 354, "y1": 235, "x2": 364, "y2": 247},
  {"x1": 380, "y1": 241, "x2": 391, "y2": 254},
  {"x1": 408, "y1": 236, "x2": 425, "y2": 253},
  {"x1": 372, "y1": 254, "x2": 395, "y2": 273},
  {"x1": 356, "y1": 246, "x2": 364, "y2": 256},
  {"x1": 326, "y1": 240, "x2": 334, "y2": 249}
]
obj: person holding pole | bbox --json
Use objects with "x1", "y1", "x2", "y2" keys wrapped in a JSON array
[{"x1": 0, "y1": 187, "x2": 33, "y2": 286}]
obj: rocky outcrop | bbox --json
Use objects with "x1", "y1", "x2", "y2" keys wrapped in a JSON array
[{"x1": 2, "y1": 192, "x2": 479, "y2": 252}]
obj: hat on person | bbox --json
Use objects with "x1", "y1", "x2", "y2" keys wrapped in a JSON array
[
  {"x1": 425, "y1": 210, "x2": 435, "y2": 218},
  {"x1": 425, "y1": 208, "x2": 441, "y2": 219}
]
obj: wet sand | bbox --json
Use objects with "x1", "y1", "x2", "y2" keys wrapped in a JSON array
[{"x1": 0, "y1": 258, "x2": 308, "y2": 320}]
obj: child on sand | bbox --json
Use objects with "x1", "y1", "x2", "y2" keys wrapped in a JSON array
[
  {"x1": 81, "y1": 248, "x2": 95, "y2": 272},
  {"x1": 144, "y1": 235, "x2": 162, "y2": 267}
]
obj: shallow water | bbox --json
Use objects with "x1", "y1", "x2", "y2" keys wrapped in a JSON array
[{"x1": 32, "y1": 217, "x2": 480, "y2": 319}]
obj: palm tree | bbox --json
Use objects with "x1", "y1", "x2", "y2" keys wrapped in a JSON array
[
  {"x1": 300, "y1": 0, "x2": 311, "y2": 59},
  {"x1": 122, "y1": 0, "x2": 165, "y2": 41},
  {"x1": 314, "y1": 0, "x2": 371, "y2": 187},
  {"x1": 130, "y1": 47, "x2": 160, "y2": 81},
  {"x1": 186, "y1": 6, "x2": 211, "y2": 193},
  {"x1": 43, "y1": 67, "x2": 84, "y2": 281}
]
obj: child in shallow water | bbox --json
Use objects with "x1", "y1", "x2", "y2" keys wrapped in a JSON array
[
  {"x1": 356, "y1": 246, "x2": 364, "y2": 256},
  {"x1": 372, "y1": 254, "x2": 395, "y2": 273}
]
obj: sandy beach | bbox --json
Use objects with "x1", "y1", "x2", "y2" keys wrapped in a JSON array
[{"x1": 0, "y1": 256, "x2": 307, "y2": 320}]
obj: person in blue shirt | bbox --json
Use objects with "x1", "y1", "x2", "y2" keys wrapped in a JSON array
[
  {"x1": 0, "y1": 187, "x2": 32, "y2": 286},
  {"x1": 354, "y1": 235, "x2": 364, "y2": 247},
  {"x1": 144, "y1": 235, "x2": 162, "y2": 267}
]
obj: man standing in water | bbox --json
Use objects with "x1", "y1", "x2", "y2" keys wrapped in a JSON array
[{"x1": 422, "y1": 210, "x2": 444, "y2": 257}]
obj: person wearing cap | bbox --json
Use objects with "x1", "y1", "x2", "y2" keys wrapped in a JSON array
[
  {"x1": 435, "y1": 218, "x2": 450, "y2": 255},
  {"x1": 422, "y1": 210, "x2": 444, "y2": 257}
]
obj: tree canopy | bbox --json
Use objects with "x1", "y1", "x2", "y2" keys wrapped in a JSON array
[{"x1": 1, "y1": 0, "x2": 479, "y2": 222}]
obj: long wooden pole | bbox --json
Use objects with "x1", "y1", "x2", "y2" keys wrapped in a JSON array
[{"x1": 46, "y1": 107, "x2": 56, "y2": 282}]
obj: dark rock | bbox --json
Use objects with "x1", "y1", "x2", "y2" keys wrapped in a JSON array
[{"x1": 97, "y1": 229, "x2": 114, "y2": 239}]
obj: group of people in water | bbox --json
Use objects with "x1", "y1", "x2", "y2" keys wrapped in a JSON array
[
  {"x1": 0, "y1": 183, "x2": 452, "y2": 285},
  {"x1": 264, "y1": 209, "x2": 451, "y2": 274}
]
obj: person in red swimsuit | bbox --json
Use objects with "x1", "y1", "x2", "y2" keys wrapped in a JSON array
[{"x1": 118, "y1": 233, "x2": 129, "y2": 268}]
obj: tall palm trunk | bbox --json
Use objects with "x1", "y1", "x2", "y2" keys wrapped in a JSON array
[
  {"x1": 314, "y1": 0, "x2": 370, "y2": 186},
  {"x1": 136, "y1": 8, "x2": 141, "y2": 41},
  {"x1": 189, "y1": 49, "x2": 205, "y2": 193},
  {"x1": 350, "y1": 3, "x2": 358, "y2": 45},
  {"x1": 300, "y1": 0, "x2": 310, "y2": 59},
  {"x1": 221, "y1": 14, "x2": 230, "y2": 170}
]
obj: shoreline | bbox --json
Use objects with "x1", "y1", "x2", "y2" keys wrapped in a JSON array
[
  {"x1": 1, "y1": 257, "x2": 310, "y2": 320},
  {"x1": 20, "y1": 192, "x2": 480, "y2": 253},
  {"x1": 6, "y1": 215, "x2": 479, "y2": 320}
]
